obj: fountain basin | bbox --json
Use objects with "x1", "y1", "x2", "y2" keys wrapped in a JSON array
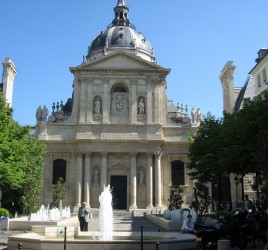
[
  {"x1": 8, "y1": 228, "x2": 197, "y2": 250},
  {"x1": 145, "y1": 214, "x2": 183, "y2": 231}
]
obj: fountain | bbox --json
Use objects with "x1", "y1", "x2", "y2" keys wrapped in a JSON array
[
  {"x1": 99, "y1": 185, "x2": 113, "y2": 240},
  {"x1": 29, "y1": 205, "x2": 71, "y2": 221},
  {"x1": 7, "y1": 192, "x2": 197, "y2": 250}
]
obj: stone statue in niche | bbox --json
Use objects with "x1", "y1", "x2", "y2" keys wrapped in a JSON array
[
  {"x1": 93, "y1": 168, "x2": 99, "y2": 184},
  {"x1": 138, "y1": 98, "x2": 145, "y2": 115},
  {"x1": 138, "y1": 167, "x2": 145, "y2": 185},
  {"x1": 94, "y1": 98, "x2": 102, "y2": 115}
]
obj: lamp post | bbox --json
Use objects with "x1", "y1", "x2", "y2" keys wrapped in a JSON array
[{"x1": 234, "y1": 176, "x2": 240, "y2": 208}]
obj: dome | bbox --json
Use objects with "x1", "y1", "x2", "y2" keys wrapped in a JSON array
[{"x1": 86, "y1": 0, "x2": 156, "y2": 63}]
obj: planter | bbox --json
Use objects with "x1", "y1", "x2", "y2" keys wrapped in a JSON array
[{"x1": 0, "y1": 218, "x2": 9, "y2": 230}]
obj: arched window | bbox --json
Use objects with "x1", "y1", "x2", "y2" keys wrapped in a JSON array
[
  {"x1": 112, "y1": 85, "x2": 128, "y2": 92},
  {"x1": 171, "y1": 160, "x2": 185, "y2": 186},
  {"x1": 52, "y1": 159, "x2": 66, "y2": 184}
]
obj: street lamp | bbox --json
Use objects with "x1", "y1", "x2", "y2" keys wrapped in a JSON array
[{"x1": 234, "y1": 176, "x2": 240, "y2": 208}]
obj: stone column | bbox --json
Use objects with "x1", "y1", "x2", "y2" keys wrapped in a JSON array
[
  {"x1": 86, "y1": 78, "x2": 94, "y2": 123},
  {"x1": 75, "y1": 152, "x2": 83, "y2": 206},
  {"x1": 130, "y1": 152, "x2": 137, "y2": 209},
  {"x1": 146, "y1": 153, "x2": 153, "y2": 208},
  {"x1": 79, "y1": 78, "x2": 86, "y2": 124},
  {"x1": 84, "y1": 152, "x2": 92, "y2": 207},
  {"x1": 130, "y1": 79, "x2": 137, "y2": 124},
  {"x1": 102, "y1": 78, "x2": 109, "y2": 124},
  {"x1": 146, "y1": 79, "x2": 153, "y2": 124},
  {"x1": 101, "y1": 152, "x2": 108, "y2": 191},
  {"x1": 155, "y1": 152, "x2": 162, "y2": 208}
]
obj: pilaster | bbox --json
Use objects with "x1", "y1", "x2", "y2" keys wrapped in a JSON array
[
  {"x1": 130, "y1": 79, "x2": 137, "y2": 124},
  {"x1": 130, "y1": 152, "x2": 137, "y2": 209},
  {"x1": 101, "y1": 152, "x2": 108, "y2": 191},
  {"x1": 84, "y1": 152, "x2": 92, "y2": 207},
  {"x1": 146, "y1": 153, "x2": 153, "y2": 208},
  {"x1": 79, "y1": 78, "x2": 86, "y2": 124},
  {"x1": 102, "y1": 78, "x2": 110, "y2": 124},
  {"x1": 75, "y1": 152, "x2": 83, "y2": 206},
  {"x1": 146, "y1": 77, "x2": 153, "y2": 124},
  {"x1": 86, "y1": 78, "x2": 94, "y2": 123},
  {"x1": 152, "y1": 78, "x2": 160, "y2": 124},
  {"x1": 155, "y1": 152, "x2": 162, "y2": 208}
]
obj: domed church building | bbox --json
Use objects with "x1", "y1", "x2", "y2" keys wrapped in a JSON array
[{"x1": 35, "y1": 0, "x2": 201, "y2": 211}]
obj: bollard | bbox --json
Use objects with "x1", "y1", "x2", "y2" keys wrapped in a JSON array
[
  {"x1": 141, "y1": 226, "x2": 143, "y2": 250},
  {"x1": 156, "y1": 241, "x2": 160, "y2": 249},
  {"x1": 18, "y1": 242, "x2": 22, "y2": 250},
  {"x1": 64, "y1": 226, "x2": 67, "y2": 250},
  {"x1": 218, "y1": 240, "x2": 231, "y2": 250}
]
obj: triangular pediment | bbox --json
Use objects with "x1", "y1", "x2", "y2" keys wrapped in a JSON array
[{"x1": 78, "y1": 50, "x2": 164, "y2": 71}]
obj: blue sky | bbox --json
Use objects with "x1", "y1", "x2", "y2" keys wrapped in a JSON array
[{"x1": 1, "y1": 0, "x2": 268, "y2": 126}]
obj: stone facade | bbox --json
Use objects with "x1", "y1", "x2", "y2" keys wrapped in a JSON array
[
  {"x1": 35, "y1": 1, "x2": 200, "y2": 211},
  {"x1": 1, "y1": 57, "x2": 16, "y2": 107}
]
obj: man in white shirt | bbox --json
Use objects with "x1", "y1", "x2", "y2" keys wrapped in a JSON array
[{"x1": 181, "y1": 214, "x2": 195, "y2": 234}]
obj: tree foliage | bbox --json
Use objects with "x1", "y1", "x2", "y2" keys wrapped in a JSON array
[
  {"x1": 188, "y1": 113, "x2": 224, "y2": 183},
  {"x1": 191, "y1": 182, "x2": 211, "y2": 216},
  {"x1": 0, "y1": 93, "x2": 46, "y2": 213},
  {"x1": 168, "y1": 185, "x2": 184, "y2": 210},
  {"x1": 187, "y1": 90, "x2": 268, "y2": 210},
  {"x1": 51, "y1": 177, "x2": 67, "y2": 209}
]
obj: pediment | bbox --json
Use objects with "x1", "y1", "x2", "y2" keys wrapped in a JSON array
[{"x1": 79, "y1": 51, "x2": 164, "y2": 71}]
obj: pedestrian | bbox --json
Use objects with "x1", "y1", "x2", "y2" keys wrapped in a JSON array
[
  {"x1": 181, "y1": 214, "x2": 195, "y2": 234},
  {"x1": 78, "y1": 202, "x2": 90, "y2": 231}
]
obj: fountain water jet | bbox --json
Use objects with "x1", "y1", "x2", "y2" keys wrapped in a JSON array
[{"x1": 99, "y1": 185, "x2": 113, "y2": 240}]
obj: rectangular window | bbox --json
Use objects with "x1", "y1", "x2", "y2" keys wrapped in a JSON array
[
  {"x1": 262, "y1": 69, "x2": 267, "y2": 83},
  {"x1": 257, "y1": 74, "x2": 261, "y2": 87}
]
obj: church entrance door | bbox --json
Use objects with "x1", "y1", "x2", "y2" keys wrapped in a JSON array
[{"x1": 110, "y1": 175, "x2": 127, "y2": 210}]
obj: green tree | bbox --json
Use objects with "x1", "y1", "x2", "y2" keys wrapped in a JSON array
[
  {"x1": 21, "y1": 136, "x2": 46, "y2": 214},
  {"x1": 168, "y1": 185, "x2": 184, "y2": 210},
  {"x1": 191, "y1": 182, "x2": 211, "y2": 216},
  {"x1": 188, "y1": 113, "x2": 224, "y2": 183},
  {"x1": 51, "y1": 177, "x2": 67, "y2": 209},
  {"x1": 188, "y1": 91, "x2": 268, "y2": 210},
  {"x1": 0, "y1": 93, "x2": 46, "y2": 213}
]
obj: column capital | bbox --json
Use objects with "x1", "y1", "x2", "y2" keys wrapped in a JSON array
[
  {"x1": 76, "y1": 151, "x2": 84, "y2": 157},
  {"x1": 86, "y1": 152, "x2": 92, "y2": 157},
  {"x1": 87, "y1": 77, "x2": 95, "y2": 83},
  {"x1": 102, "y1": 77, "x2": 110, "y2": 84},
  {"x1": 154, "y1": 152, "x2": 162, "y2": 158},
  {"x1": 101, "y1": 152, "x2": 108, "y2": 157},
  {"x1": 130, "y1": 152, "x2": 137, "y2": 158},
  {"x1": 130, "y1": 78, "x2": 138, "y2": 84}
]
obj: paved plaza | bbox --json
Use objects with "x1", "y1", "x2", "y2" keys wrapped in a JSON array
[{"x1": 0, "y1": 210, "x2": 266, "y2": 249}]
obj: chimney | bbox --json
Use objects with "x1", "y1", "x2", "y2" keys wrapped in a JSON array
[{"x1": 255, "y1": 48, "x2": 268, "y2": 63}]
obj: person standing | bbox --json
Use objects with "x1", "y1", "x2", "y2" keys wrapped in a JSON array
[{"x1": 78, "y1": 202, "x2": 90, "y2": 231}]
